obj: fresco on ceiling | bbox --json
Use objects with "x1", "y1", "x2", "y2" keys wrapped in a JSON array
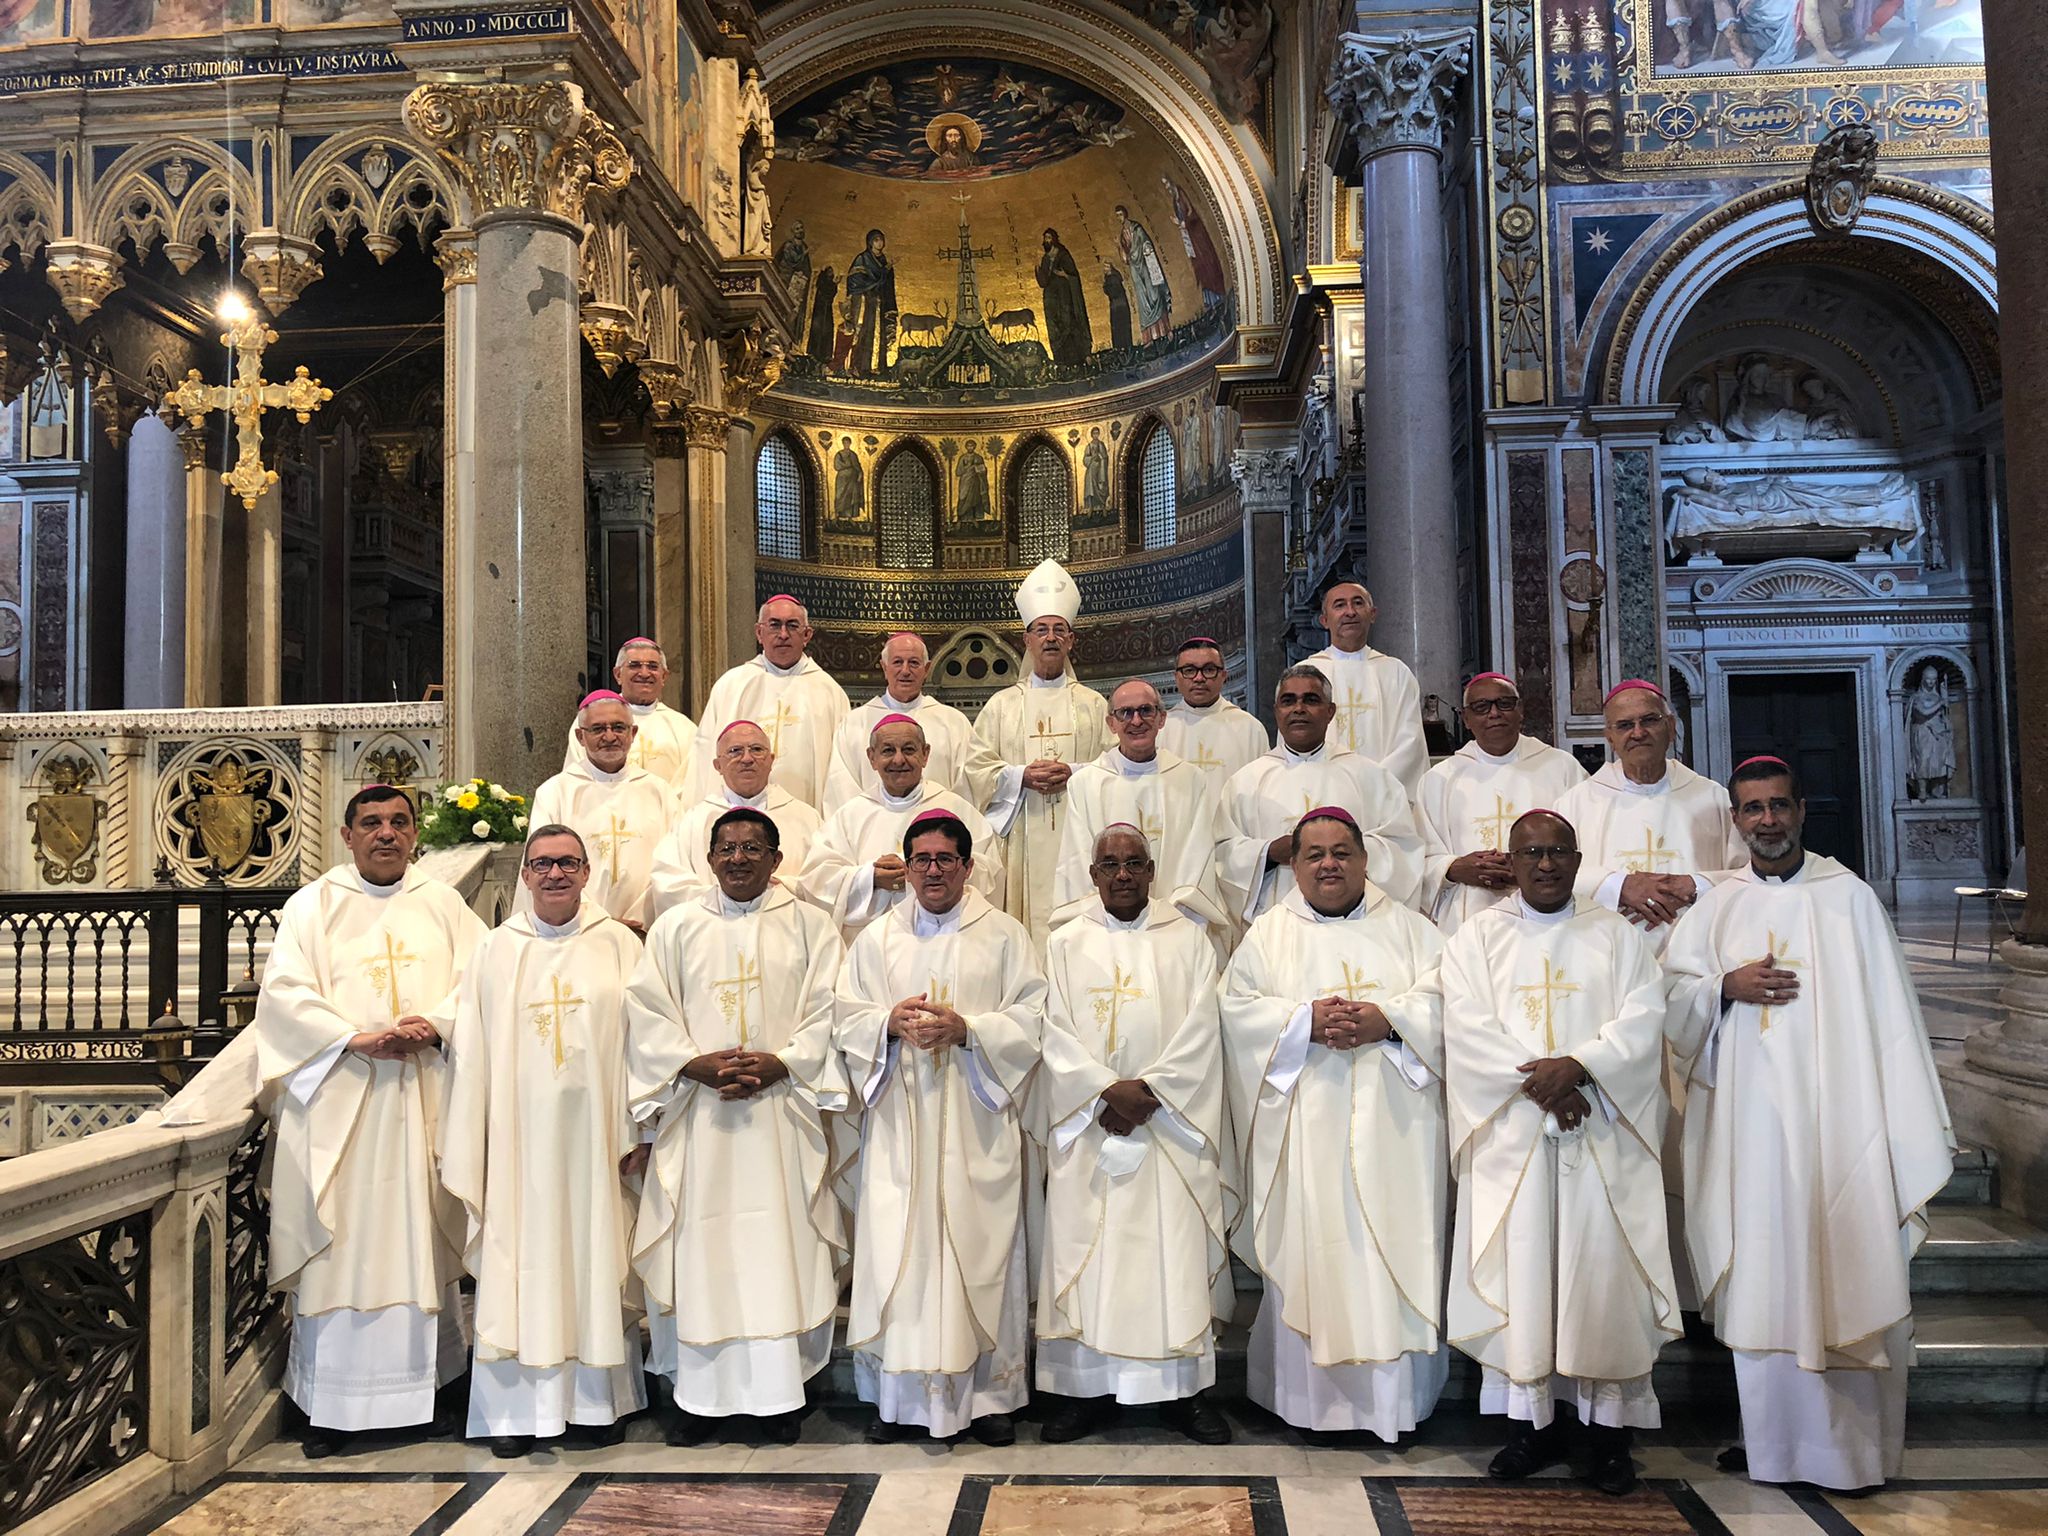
[
  {"x1": 1108, "y1": 1, "x2": 1275, "y2": 121},
  {"x1": 771, "y1": 60, "x2": 1234, "y2": 407},
  {"x1": 82, "y1": 0, "x2": 250, "y2": 35},
  {"x1": 0, "y1": 0, "x2": 63, "y2": 44},
  {"x1": 1646, "y1": 0, "x2": 1981, "y2": 75}
]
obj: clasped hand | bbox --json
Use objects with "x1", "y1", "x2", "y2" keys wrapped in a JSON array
[
  {"x1": 873, "y1": 854, "x2": 908, "y2": 892},
  {"x1": 682, "y1": 1049, "x2": 790, "y2": 1101},
  {"x1": 1309, "y1": 997, "x2": 1392, "y2": 1051},
  {"x1": 1097, "y1": 1078, "x2": 1158, "y2": 1136},
  {"x1": 348, "y1": 1014, "x2": 440, "y2": 1060},
  {"x1": 1518, "y1": 1054, "x2": 1589, "y2": 1126},
  {"x1": 1619, "y1": 871, "x2": 1697, "y2": 929},
  {"x1": 887, "y1": 993, "x2": 969, "y2": 1051},
  {"x1": 1022, "y1": 759, "x2": 1071, "y2": 794},
  {"x1": 1446, "y1": 850, "x2": 1515, "y2": 890}
]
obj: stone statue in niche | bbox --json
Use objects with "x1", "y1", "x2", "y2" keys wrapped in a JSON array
[
  {"x1": 1664, "y1": 378, "x2": 1730, "y2": 445},
  {"x1": 1905, "y1": 663, "x2": 1957, "y2": 801},
  {"x1": 741, "y1": 143, "x2": 773, "y2": 258},
  {"x1": 1299, "y1": 374, "x2": 1336, "y2": 486},
  {"x1": 1664, "y1": 466, "x2": 1920, "y2": 559},
  {"x1": 1722, "y1": 355, "x2": 1861, "y2": 442}
]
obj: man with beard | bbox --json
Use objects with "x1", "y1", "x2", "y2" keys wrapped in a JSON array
[{"x1": 1037, "y1": 228, "x2": 1093, "y2": 367}]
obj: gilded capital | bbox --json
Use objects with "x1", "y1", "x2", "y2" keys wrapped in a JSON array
[
  {"x1": 1230, "y1": 447, "x2": 1298, "y2": 506},
  {"x1": 1327, "y1": 29, "x2": 1474, "y2": 161},
  {"x1": 239, "y1": 232, "x2": 324, "y2": 316},
  {"x1": 43, "y1": 241, "x2": 124, "y2": 323},
  {"x1": 403, "y1": 81, "x2": 632, "y2": 227},
  {"x1": 637, "y1": 358, "x2": 693, "y2": 421},
  {"x1": 434, "y1": 227, "x2": 477, "y2": 289},
  {"x1": 718, "y1": 319, "x2": 785, "y2": 418},
  {"x1": 683, "y1": 404, "x2": 733, "y2": 449}
]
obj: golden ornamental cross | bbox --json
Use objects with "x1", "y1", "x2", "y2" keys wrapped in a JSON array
[
  {"x1": 1515, "y1": 956, "x2": 1581, "y2": 1051},
  {"x1": 167, "y1": 300, "x2": 331, "y2": 511},
  {"x1": 1472, "y1": 793, "x2": 1518, "y2": 852},
  {"x1": 927, "y1": 974, "x2": 956, "y2": 1068},
  {"x1": 762, "y1": 699, "x2": 799, "y2": 754},
  {"x1": 1754, "y1": 928, "x2": 1805, "y2": 1034},
  {"x1": 1322, "y1": 959, "x2": 1380, "y2": 1002},
  {"x1": 362, "y1": 932, "x2": 421, "y2": 1016},
  {"x1": 1088, "y1": 963, "x2": 1146, "y2": 1060},
  {"x1": 714, "y1": 949, "x2": 763, "y2": 1048},
  {"x1": 1620, "y1": 828, "x2": 1678, "y2": 873},
  {"x1": 1030, "y1": 714, "x2": 1074, "y2": 828},
  {"x1": 594, "y1": 812, "x2": 641, "y2": 883},
  {"x1": 526, "y1": 975, "x2": 584, "y2": 1072},
  {"x1": 1332, "y1": 690, "x2": 1373, "y2": 750},
  {"x1": 1187, "y1": 741, "x2": 1222, "y2": 776}
]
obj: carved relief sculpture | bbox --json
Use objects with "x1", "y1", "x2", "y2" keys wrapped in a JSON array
[
  {"x1": 1905, "y1": 663, "x2": 1956, "y2": 801},
  {"x1": 25, "y1": 754, "x2": 106, "y2": 884},
  {"x1": 1664, "y1": 467, "x2": 1921, "y2": 560},
  {"x1": 1807, "y1": 122, "x2": 1880, "y2": 235},
  {"x1": 1326, "y1": 28, "x2": 1474, "y2": 161}
]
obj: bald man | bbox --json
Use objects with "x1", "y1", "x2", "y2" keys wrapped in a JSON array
[
  {"x1": 650, "y1": 722, "x2": 824, "y2": 915},
  {"x1": 1305, "y1": 582, "x2": 1430, "y2": 803},
  {"x1": 689, "y1": 596, "x2": 850, "y2": 809},
  {"x1": 528, "y1": 691, "x2": 680, "y2": 931},
  {"x1": 825, "y1": 632, "x2": 985, "y2": 813},
  {"x1": 565, "y1": 639, "x2": 695, "y2": 790}
]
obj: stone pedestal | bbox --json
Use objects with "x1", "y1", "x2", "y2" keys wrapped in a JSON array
[
  {"x1": 123, "y1": 413, "x2": 186, "y2": 709},
  {"x1": 1327, "y1": 27, "x2": 1474, "y2": 708}
]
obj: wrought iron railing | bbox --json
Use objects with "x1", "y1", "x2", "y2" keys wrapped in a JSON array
[
  {"x1": 223, "y1": 1119, "x2": 279, "y2": 1373},
  {"x1": 0, "y1": 885, "x2": 292, "y2": 1081}
]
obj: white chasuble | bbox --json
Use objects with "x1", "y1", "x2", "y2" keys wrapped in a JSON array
[
  {"x1": 1160, "y1": 699, "x2": 1270, "y2": 791},
  {"x1": 1441, "y1": 901, "x2": 1677, "y2": 1430},
  {"x1": 1217, "y1": 746, "x2": 1422, "y2": 921},
  {"x1": 826, "y1": 693, "x2": 981, "y2": 812},
  {"x1": 689, "y1": 654, "x2": 852, "y2": 809},
  {"x1": 1220, "y1": 888, "x2": 1448, "y2": 1436},
  {"x1": 625, "y1": 884, "x2": 850, "y2": 1416},
  {"x1": 968, "y1": 676, "x2": 1111, "y2": 951},
  {"x1": 1666, "y1": 859, "x2": 1954, "y2": 1489},
  {"x1": 526, "y1": 763, "x2": 678, "y2": 926},
  {"x1": 647, "y1": 787, "x2": 822, "y2": 916},
  {"x1": 1304, "y1": 644, "x2": 1429, "y2": 803},
  {"x1": 800, "y1": 780, "x2": 1005, "y2": 940},
  {"x1": 254, "y1": 864, "x2": 485, "y2": 1429},
  {"x1": 1419, "y1": 738, "x2": 1588, "y2": 936},
  {"x1": 440, "y1": 905, "x2": 647, "y2": 1435},
  {"x1": 833, "y1": 892, "x2": 1047, "y2": 1436},
  {"x1": 1051, "y1": 751, "x2": 1228, "y2": 933},
  {"x1": 565, "y1": 699, "x2": 696, "y2": 789},
  {"x1": 1036, "y1": 901, "x2": 1235, "y2": 1402},
  {"x1": 1553, "y1": 761, "x2": 1748, "y2": 951}
]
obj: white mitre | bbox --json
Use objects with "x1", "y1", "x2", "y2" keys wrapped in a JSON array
[{"x1": 1016, "y1": 557, "x2": 1081, "y2": 626}]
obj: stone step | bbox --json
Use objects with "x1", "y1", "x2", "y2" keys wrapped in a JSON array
[
  {"x1": 1937, "y1": 1143, "x2": 1998, "y2": 1207},
  {"x1": 1913, "y1": 1205, "x2": 2048, "y2": 1295}
]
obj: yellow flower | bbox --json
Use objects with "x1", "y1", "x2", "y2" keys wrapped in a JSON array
[
  {"x1": 510, "y1": 794, "x2": 526, "y2": 805},
  {"x1": 456, "y1": 789, "x2": 481, "y2": 811}
]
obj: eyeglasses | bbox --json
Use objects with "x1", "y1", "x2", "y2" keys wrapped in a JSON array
[
  {"x1": 1111, "y1": 705, "x2": 1162, "y2": 722},
  {"x1": 582, "y1": 722, "x2": 633, "y2": 737},
  {"x1": 1175, "y1": 664, "x2": 1224, "y2": 680},
  {"x1": 1509, "y1": 845, "x2": 1575, "y2": 864},
  {"x1": 1463, "y1": 698, "x2": 1520, "y2": 718},
  {"x1": 711, "y1": 840, "x2": 773, "y2": 860},
  {"x1": 1091, "y1": 857, "x2": 1150, "y2": 876},
  {"x1": 720, "y1": 745, "x2": 770, "y2": 761},
  {"x1": 907, "y1": 852, "x2": 964, "y2": 872},
  {"x1": 760, "y1": 618, "x2": 805, "y2": 634},
  {"x1": 525, "y1": 855, "x2": 587, "y2": 874}
]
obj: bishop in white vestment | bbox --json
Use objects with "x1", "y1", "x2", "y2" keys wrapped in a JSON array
[
  {"x1": 255, "y1": 786, "x2": 485, "y2": 1449},
  {"x1": 834, "y1": 811, "x2": 1046, "y2": 1443},
  {"x1": 1052, "y1": 680, "x2": 1227, "y2": 934},
  {"x1": 1159, "y1": 636, "x2": 1270, "y2": 789},
  {"x1": 649, "y1": 722, "x2": 823, "y2": 913},
  {"x1": 801, "y1": 713, "x2": 1003, "y2": 938},
  {"x1": 1420, "y1": 673, "x2": 1587, "y2": 935},
  {"x1": 563, "y1": 638, "x2": 695, "y2": 789},
  {"x1": 689, "y1": 595, "x2": 851, "y2": 807},
  {"x1": 440, "y1": 828, "x2": 648, "y2": 1455},
  {"x1": 1666, "y1": 759, "x2": 1954, "y2": 1492},
  {"x1": 1442, "y1": 811, "x2": 1678, "y2": 1497},
  {"x1": 1221, "y1": 808, "x2": 1448, "y2": 1441},
  {"x1": 528, "y1": 691, "x2": 678, "y2": 929},
  {"x1": 1218, "y1": 663, "x2": 1421, "y2": 921},
  {"x1": 626, "y1": 806, "x2": 850, "y2": 1444},
  {"x1": 1305, "y1": 582, "x2": 1429, "y2": 802},
  {"x1": 1035, "y1": 828, "x2": 1235, "y2": 1445},
  {"x1": 825, "y1": 632, "x2": 985, "y2": 811}
]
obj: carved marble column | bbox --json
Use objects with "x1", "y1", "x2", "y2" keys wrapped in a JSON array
[
  {"x1": 244, "y1": 482, "x2": 282, "y2": 705},
  {"x1": 123, "y1": 412, "x2": 186, "y2": 708},
  {"x1": 405, "y1": 81, "x2": 630, "y2": 789},
  {"x1": 181, "y1": 425, "x2": 224, "y2": 707},
  {"x1": 642, "y1": 361, "x2": 692, "y2": 711},
  {"x1": 435, "y1": 226, "x2": 478, "y2": 746},
  {"x1": 1327, "y1": 27, "x2": 1473, "y2": 707},
  {"x1": 682, "y1": 405, "x2": 732, "y2": 712},
  {"x1": 587, "y1": 445, "x2": 655, "y2": 663},
  {"x1": 1232, "y1": 446, "x2": 1297, "y2": 726}
]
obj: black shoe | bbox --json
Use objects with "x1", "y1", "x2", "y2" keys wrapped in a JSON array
[
  {"x1": 489, "y1": 1435, "x2": 535, "y2": 1459},
  {"x1": 968, "y1": 1412, "x2": 1016, "y2": 1447},
  {"x1": 1489, "y1": 1421, "x2": 1570, "y2": 1481},
  {"x1": 299, "y1": 1426, "x2": 345, "y2": 1461},
  {"x1": 1300, "y1": 1427, "x2": 1343, "y2": 1449},
  {"x1": 764, "y1": 1410, "x2": 803, "y2": 1445},
  {"x1": 1717, "y1": 1444, "x2": 1749, "y2": 1473},
  {"x1": 1583, "y1": 1426, "x2": 1638, "y2": 1496},
  {"x1": 665, "y1": 1409, "x2": 714, "y2": 1447},
  {"x1": 1161, "y1": 1394, "x2": 1231, "y2": 1446},
  {"x1": 568, "y1": 1420, "x2": 624, "y2": 1449},
  {"x1": 1040, "y1": 1397, "x2": 1107, "y2": 1444},
  {"x1": 864, "y1": 1415, "x2": 919, "y2": 1444}
]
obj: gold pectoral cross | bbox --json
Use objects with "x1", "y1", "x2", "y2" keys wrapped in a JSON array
[
  {"x1": 1754, "y1": 927, "x2": 1805, "y2": 1034},
  {"x1": 714, "y1": 949, "x2": 764, "y2": 1048},
  {"x1": 1620, "y1": 827, "x2": 1677, "y2": 873},
  {"x1": 1473, "y1": 793, "x2": 1517, "y2": 852},
  {"x1": 595, "y1": 812, "x2": 640, "y2": 883},
  {"x1": 526, "y1": 975, "x2": 585, "y2": 1072},
  {"x1": 362, "y1": 932, "x2": 421, "y2": 1016},
  {"x1": 1515, "y1": 956, "x2": 1581, "y2": 1052},
  {"x1": 1088, "y1": 963, "x2": 1146, "y2": 1061}
]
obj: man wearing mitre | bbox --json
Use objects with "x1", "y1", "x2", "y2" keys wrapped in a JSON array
[
  {"x1": 1218, "y1": 664, "x2": 1421, "y2": 924},
  {"x1": 563, "y1": 638, "x2": 695, "y2": 789},
  {"x1": 626, "y1": 806, "x2": 849, "y2": 1446},
  {"x1": 1035, "y1": 825, "x2": 1235, "y2": 1446},
  {"x1": 528, "y1": 690, "x2": 679, "y2": 931},
  {"x1": 1665, "y1": 757, "x2": 1954, "y2": 1493},
  {"x1": 1052, "y1": 680, "x2": 1228, "y2": 940},
  {"x1": 439, "y1": 825, "x2": 648, "y2": 1458},
  {"x1": 254, "y1": 783, "x2": 486, "y2": 1455},
  {"x1": 689, "y1": 595, "x2": 851, "y2": 808},
  {"x1": 1220, "y1": 806, "x2": 1448, "y2": 1442},
  {"x1": 1441, "y1": 810, "x2": 1677, "y2": 1498},
  {"x1": 801, "y1": 712, "x2": 1004, "y2": 940},
  {"x1": 967, "y1": 557, "x2": 1110, "y2": 951},
  {"x1": 1419, "y1": 672, "x2": 1587, "y2": 937},
  {"x1": 825, "y1": 631, "x2": 988, "y2": 811},
  {"x1": 834, "y1": 810, "x2": 1046, "y2": 1445},
  {"x1": 648, "y1": 721, "x2": 823, "y2": 914}
]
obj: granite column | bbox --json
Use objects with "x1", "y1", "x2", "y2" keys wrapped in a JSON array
[{"x1": 122, "y1": 411, "x2": 186, "y2": 708}]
